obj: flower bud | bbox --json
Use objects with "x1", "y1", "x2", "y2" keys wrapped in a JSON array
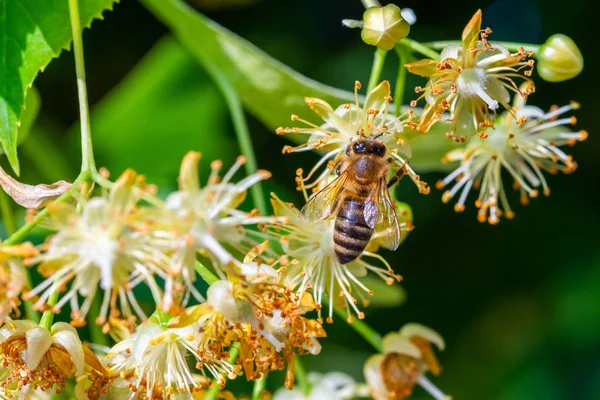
[
  {"x1": 537, "y1": 34, "x2": 583, "y2": 82},
  {"x1": 361, "y1": 4, "x2": 410, "y2": 51}
]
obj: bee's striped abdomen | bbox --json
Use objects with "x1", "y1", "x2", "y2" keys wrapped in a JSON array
[{"x1": 333, "y1": 195, "x2": 374, "y2": 264}]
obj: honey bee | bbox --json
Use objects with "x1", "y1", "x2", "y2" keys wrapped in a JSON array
[{"x1": 300, "y1": 135, "x2": 405, "y2": 264}]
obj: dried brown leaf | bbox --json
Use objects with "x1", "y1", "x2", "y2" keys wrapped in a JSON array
[{"x1": 0, "y1": 166, "x2": 71, "y2": 209}]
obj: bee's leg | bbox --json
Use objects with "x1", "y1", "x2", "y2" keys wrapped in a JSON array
[{"x1": 387, "y1": 162, "x2": 408, "y2": 188}]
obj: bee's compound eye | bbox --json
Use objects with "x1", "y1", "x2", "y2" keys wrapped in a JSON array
[
  {"x1": 373, "y1": 144, "x2": 386, "y2": 157},
  {"x1": 353, "y1": 141, "x2": 367, "y2": 154}
]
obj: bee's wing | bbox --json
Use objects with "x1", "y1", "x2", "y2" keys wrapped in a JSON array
[
  {"x1": 299, "y1": 170, "x2": 349, "y2": 222},
  {"x1": 364, "y1": 178, "x2": 401, "y2": 250}
]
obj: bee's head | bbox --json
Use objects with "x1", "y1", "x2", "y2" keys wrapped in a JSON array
[{"x1": 346, "y1": 136, "x2": 387, "y2": 157}]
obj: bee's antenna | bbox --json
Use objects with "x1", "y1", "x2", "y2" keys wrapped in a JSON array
[{"x1": 372, "y1": 132, "x2": 384, "y2": 139}]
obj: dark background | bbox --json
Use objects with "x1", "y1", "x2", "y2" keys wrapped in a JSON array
[{"x1": 4, "y1": 0, "x2": 600, "y2": 398}]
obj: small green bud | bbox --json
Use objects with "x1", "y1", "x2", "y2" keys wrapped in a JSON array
[
  {"x1": 537, "y1": 34, "x2": 584, "y2": 82},
  {"x1": 361, "y1": 4, "x2": 410, "y2": 51}
]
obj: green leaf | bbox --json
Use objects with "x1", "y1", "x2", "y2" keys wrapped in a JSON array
[
  {"x1": 140, "y1": 0, "x2": 353, "y2": 130},
  {"x1": 0, "y1": 85, "x2": 39, "y2": 158},
  {"x1": 140, "y1": 0, "x2": 452, "y2": 173},
  {"x1": 0, "y1": 0, "x2": 119, "y2": 175}
]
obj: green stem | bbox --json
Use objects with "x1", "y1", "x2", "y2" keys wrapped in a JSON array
[
  {"x1": 360, "y1": 0, "x2": 379, "y2": 8},
  {"x1": 39, "y1": 287, "x2": 60, "y2": 330},
  {"x1": 204, "y1": 342, "x2": 241, "y2": 400},
  {"x1": 200, "y1": 60, "x2": 267, "y2": 216},
  {"x1": 423, "y1": 40, "x2": 540, "y2": 53},
  {"x1": 393, "y1": 46, "x2": 409, "y2": 116},
  {"x1": 252, "y1": 374, "x2": 267, "y2": 400},
  {"x1": 295, "y1": 355, "x2": 310, "y2": 396},
  {"x1": 398, "y1": 38, "x2": 440, "y2": 60},
  {"x1": 366, "y1": 48, "x2": 388, "y2": 93},
  {"x1": 69, "y1": 0, "x2": 97, "y2": 176},
  {"x1": 0, "y1": 190, "x2": 17, "y2": 235},
  {"x1": 334, "y1": 308, "x2": 383, "y2": 352},
  {"x1": 195, "y1": 260, "x2": 219, "y2": 285}
]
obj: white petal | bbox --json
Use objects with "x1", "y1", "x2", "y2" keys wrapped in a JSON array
[
  {"x1": 52, "y1": 330, "x2": 85, "y2": 375},
  {"x1": 381, "y1": 332, "x2": 422, "y2": 357},
  {"x1": 0, "y1": 319, "x2": 37, "y2": 340},
  {"x1": 401, "y1": 8, "x2": 417, "y2": 25},
  {"x1": 25, "y1": 327, "x2": 53, "y2": 371},
  {"x1": 50, "y1": 321, "x2": 78, "y2": 336},
  {"x1": 440, "y1": 45, "x2": 462, "y2": 61},
  {"x1": 206, "y1": 281, "x2": 239, "y2": 321},
  {"x1": 131, "y1": 322, "x2": 163, "y2": 362},
  {"x1": 399, "y1": 323, "x2": 445, "y2": 350},
  {"x1": 363, "y1": 354, "x2": 388, "y2": 400}
]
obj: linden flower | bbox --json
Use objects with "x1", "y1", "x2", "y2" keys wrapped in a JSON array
[
  {"x1": 405, "y1": 10, "x2": 535, "y2": 140},
  {"x1": 25, "y1": 170, "x2": 168, "y2": 326},
  {"x1": 364, "y1": 323, "x2": 449, "y2": 400},
  {"x1": 0, "y1": 243, "x2": 38, "y2": 323},
  {"x1": 270, "y1": 194, "x2": 404, "y2": 323},
  {"x1": 273, "y1": 371, "x2": 360, "y2": 400},
  {"x1": 0, "y1": 369, "x2": 52, "y2": 400},
  {"x1": 277, "y1": 80, "x2": 428, "y2": 194},
  {"x1": 436, "y1": 99, "x2": 587, "y2": 224},
  {"x1": 173, "y1": 257, "x2": 324, "y2": 388},
  {"x1": 0, "y1": 319, "x2": 107, "y2": 398},
  {"x1": 106, "y1": 313, "x2": 237, "y2": 398},
  {"x1": 147, "y1": 151, "x2": 281, "y2": 312},
  {"x1": 222, "y1": 278, "x2": 325, "y2": 388}
]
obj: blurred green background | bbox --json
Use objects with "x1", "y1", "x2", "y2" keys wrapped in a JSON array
[{"x1": 2, "y1": 0, "x2": 599, "y2": 399}]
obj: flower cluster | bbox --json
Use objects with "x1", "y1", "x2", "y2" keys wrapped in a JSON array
[
  {"x1": 406, "y1": 10, "x2": 535, "y2": 141},
  {"x1": 364, "y1": 324, "x2": 448, "y2": 400},
  {"x1": 437, "y1": 98, "x2": 586, "y2": 223},
  {"x1": 271, "y1": 324, "x2": 449, "y2": 400},
  {"x1": 0, "y1": 151, "x2": 333, "y2": 398},
  {"x1": 21, "y1": 153, "x2": 278, "y2": 328},
  {"x1": 0, "y1": 319, "x2": 108, "y2": 399},
  {"x1": 269, "y1": 193, "x2": 410, "y2": 323},
  {"x1": 0, "y1": 4, "x2": 587, "y2": 400},
  {"x1": 399, "y1": 9, "x2": 588, "y2": 223},
  {"x1": 106, "y1": 257, "x2": 325, "y2": 397},
  {"x1": 277, "y1": 80, "x2": 429, "y2": 195}
]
